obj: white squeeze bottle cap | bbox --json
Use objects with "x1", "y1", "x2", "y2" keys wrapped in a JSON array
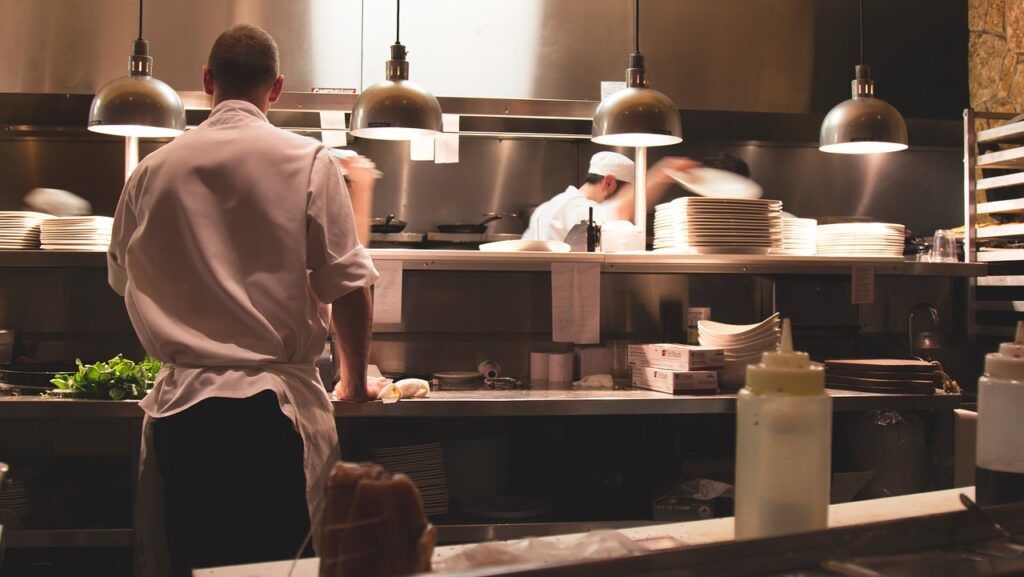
[
  {"x1": 745, "y1": 318, "x2": 825, "y2": 395},
  {"x1": 984, "y1": 321, "x2": 1024, "y2": 381}
]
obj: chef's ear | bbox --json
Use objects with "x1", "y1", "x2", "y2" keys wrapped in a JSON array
[
  {"x1": 269, "y1": 75, "x2": 285, "y2": 104},
  {"x1": 202, "y1": 66, "x2": 214, "y2": 96},
  {"x1": 602, "y1": 173, "x2": 618, "y2": 192}
]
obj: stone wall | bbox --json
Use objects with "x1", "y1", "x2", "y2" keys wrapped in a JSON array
[{"x1": 969, "y1": 0, "x2": 1024, "y2": 124}]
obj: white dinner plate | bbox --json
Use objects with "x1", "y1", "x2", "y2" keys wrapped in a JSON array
[
  {"x1": 663, "y1": 170, "x2": 765, "y2": 199},
  {"x1": 478, "y1": 240, "x2": 571, "y2": 252}
]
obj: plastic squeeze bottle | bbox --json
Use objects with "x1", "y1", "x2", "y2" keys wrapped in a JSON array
[
  {"x1": 976, "y1": 321, "x2": 1024, "y2": 506},
  {"x1": 735, "y1": 318, "x2": 831, "y2": 539}
]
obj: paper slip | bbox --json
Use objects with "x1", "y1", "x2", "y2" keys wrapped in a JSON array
[
  {"x1": 851, "y1": 266, "x2": 874, "y2": 304},
  {"x1": 372, "y1": 260, "x2": 403, "y2": 324},
  {"x1": 551, "y1": 263, "x2": 601, "y2": 344},
  {"x1": 410, "y1": 136, "x2": 435, "y2": 161},
  {"x1": 319, "y1": 111, "x2": 349, "y2": 147}
]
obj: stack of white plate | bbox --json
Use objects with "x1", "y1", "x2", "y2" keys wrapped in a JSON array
[
  {"x1": 816, "y1": 222, "x2": 905, "y2": 257},
  {"x1": 698, "y1": 314, "x2": 781, "y2": 388},
  {"x1": 0, "y1": 465, "x2": 46, "y2": 527},
  {"x1": 653, "y1": 198, "x2": 783, "y2": 255},
  {"x1": 775, "y1": 215, "x2": 817, "y2": 256},
  {"x1": 39, "y1": 216, "x2": 114, "y2": 251},
  {"x1": 372, "y1": 442, "x2": 449, "y2": 517},
  {"x1": 0, "y1": 211, "x2": 52, "y2": 249}
]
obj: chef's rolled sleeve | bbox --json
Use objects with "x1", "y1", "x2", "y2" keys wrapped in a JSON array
[{"x1": 306, "y1": 149, "x2": 379, "y2": 304}]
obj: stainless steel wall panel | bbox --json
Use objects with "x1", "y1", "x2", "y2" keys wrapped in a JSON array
[
  {"x1": 352, "y1": 137, "x2": 582, "y2": 234},
  {"x1": 0, "y1": 0, "x2": 363, "y2": 94},
  {"x1": 360, "y1": 0, "x2": 816, "y2": 111}
]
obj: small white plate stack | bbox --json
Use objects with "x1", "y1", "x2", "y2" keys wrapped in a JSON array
[
  {"x1": 0, "y1": 211, "x2": 52, "y2": 249},
  {"x1": 775, "y1": 215, "x2": 817, "y2": 256},
  {"x1": 653, "y1": 198, "x2": 783, "y2": 254},
  {"x1": 39, "y1": 216, "x2": 114, "y2": 251},
  {"x1": 371, "y1": 442, "x2": 449, "y2": 516},
  {"x1": 698, "y1": 314, "x2": 781, "y2": 388},
  {"x1": 816, "y1": 222, "x2": 905, "y2": 257}
]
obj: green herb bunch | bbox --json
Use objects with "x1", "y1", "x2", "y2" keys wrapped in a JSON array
[{"x1": 50, "y1": 355, "x2": 162, "y2": 400}]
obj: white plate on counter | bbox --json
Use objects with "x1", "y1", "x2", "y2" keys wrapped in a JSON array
[{"x1": 479, "y1": 240, "x2": 570, "y2": 252}]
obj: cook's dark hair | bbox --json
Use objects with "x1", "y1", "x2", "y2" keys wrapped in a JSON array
[
  {"x1": 702, "y1": 153, "x2": 751, "y2": 178},
  {"x1": 207, "y1": 24, "x2": 280, "y2": 101},
  {"x1": 581, "y1": 173, "x2": 625, "y2": 188}
]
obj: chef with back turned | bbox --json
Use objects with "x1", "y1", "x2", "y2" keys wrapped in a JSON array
[
  {"x1": 522, "y1": 151, "x2": 698, "y2": 242},
  {"x1": 108, "y1": 24, "x2": 380, "y2": 575}
]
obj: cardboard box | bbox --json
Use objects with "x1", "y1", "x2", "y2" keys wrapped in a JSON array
[
  {"x1": 628, "y1": 343, "x2": 724, "y2": 371},
  {"x1": 632, "y1": 366, "x2": 718, "y2": 395}
]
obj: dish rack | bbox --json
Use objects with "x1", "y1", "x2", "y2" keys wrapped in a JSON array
[{"x1": 964, "y1": 109, "x2": 1024, "y2": 341}]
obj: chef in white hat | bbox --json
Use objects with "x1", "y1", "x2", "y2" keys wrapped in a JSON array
[{"x1": 522, "y1": 151, "x2": 696, "y2": 242}]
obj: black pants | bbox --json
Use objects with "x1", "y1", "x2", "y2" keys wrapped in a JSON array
[{"x1": 152, "y1": 390, "x2": 313, "y2": 575}]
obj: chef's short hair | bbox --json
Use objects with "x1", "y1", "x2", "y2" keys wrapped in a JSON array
[
  {"x1": 582, "y1": 173, "x2": 625, "y2": 188},
  {"x1": 207, "y1": 24, "x2": 280, "y2": 100}
]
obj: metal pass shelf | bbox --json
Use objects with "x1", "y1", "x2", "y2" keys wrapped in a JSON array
[
  {"x1": 0, "y1": 390, "x2": 962, "y2": 419},
  {"x1": 0, "y1": 248, "x2": 987, "y2": 276}
]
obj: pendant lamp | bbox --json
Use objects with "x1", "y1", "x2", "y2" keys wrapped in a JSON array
[
  {"x1": 350, "y1": 0, "x2": 442, "y2": 140},
  {"x1": 592, "y1": 0, "x2": 682, "y2": 147},
  {"x1": 88, "y1": 0, "x2": 185, "y2": 138},
  {"x1": 819, "y1": 0, "x2": 907, "y2": 154}
]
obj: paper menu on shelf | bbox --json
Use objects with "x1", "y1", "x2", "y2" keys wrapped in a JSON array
[
  {"x1": 851, "y1": 265, "x2": 874, "y2": 304},
  {"x1": 551, "y1": 262, "x2": 600, "y2": 344},
  {"x1": 372, "y1": 260, "x2": 403, "y2": 324}
]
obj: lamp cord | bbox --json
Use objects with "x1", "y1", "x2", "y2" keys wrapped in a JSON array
[
  {"x1": 396, "y1": 0, "x2": 401, "y2": 44},
  {"x1": 858, "y1": 0, "x2": 863, "y2": 65},
  {"x1": 634, "y1": 0, "x2": 640, "y2": 54},
  {"x1": 138, "y1": 0, "x2": 143, "y2": 40}
]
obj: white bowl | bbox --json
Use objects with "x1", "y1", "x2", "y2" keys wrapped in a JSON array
[
  {"x1": 697, "y1": 314, "x2": 781, "y2": 338},
  {"x1": 699, "y1": 326, "x2": 780, "y2": 348},
  {"x1": 699, "y1": 328, "x2": 780, "y2": 347}
]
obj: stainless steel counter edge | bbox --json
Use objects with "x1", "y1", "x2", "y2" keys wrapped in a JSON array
[
  {"x1": 0, "y1": 390, "x2": 961, "y2": 419},
  {"x1": 0, "y1": 250, "x2": 987, "y2": 277}
]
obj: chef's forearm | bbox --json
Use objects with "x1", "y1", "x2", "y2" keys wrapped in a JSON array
[
  {"x1": 331, "y1": 286, "x2": 373, "y2": 401},
  {"x1": 347, "y1": 179, "x2": 372, "y2": 247}
]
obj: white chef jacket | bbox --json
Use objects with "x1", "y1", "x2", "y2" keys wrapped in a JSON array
[
  {"x1": 521, "y1": 185, "x2": 614, "y2": 242},
  {"x1": 108, "y1": 100, "x2": 378, "y2": 559}
]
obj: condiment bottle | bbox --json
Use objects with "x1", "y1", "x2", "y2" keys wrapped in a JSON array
[
  {"x1": 735, "y1": 318, "x2": 831, "y2": 539},
  {"x1": 976, "y1": 320, "x2": 1024, "y2": 506}
]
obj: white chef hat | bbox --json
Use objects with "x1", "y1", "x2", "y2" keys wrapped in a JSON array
[{"x1": 588, "y1": 151, "x2": 635, "y2": 183}]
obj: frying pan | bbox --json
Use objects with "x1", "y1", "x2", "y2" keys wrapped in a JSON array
[
  {"x1": 437, "y1": 214, "x2": 503, "y2": 234},
  {"x1": 370, "y1": 214, "x2": 407, "y2": 234}
]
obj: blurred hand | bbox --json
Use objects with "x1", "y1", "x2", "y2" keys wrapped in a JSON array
[
  {"x1": 337, "y1": 155, "x2": 381, "y2": 188},
  {"x1": 648, "y1": 157, "x2": 701, "y2": 186}
]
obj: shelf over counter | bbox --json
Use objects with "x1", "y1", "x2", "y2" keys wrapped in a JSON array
[
  {"x1": 0, "y1": 249, "x2": 986, "y2": 277},
  {"x1": 366, "y1": 250, "x2": 985, "y2": 277},
  {"x1": 332, "y1": 389, "x2": 961, "y2": 418},
  {"x1": 0, "y1": 390, "x2": 961, "y2": 419}
]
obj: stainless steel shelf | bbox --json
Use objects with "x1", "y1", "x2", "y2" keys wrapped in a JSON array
[
  {"x1": 0, "y1": 390, "x2": 961, "y2": 419},
  {"x1": 0, "y1": 249, "x2": 986, "y2": 277},
  {"x1": 180, "y1": 91, "x2": 599, "y2": 120},
  {"x1": 6, "y1": 528, "x2": 133, "y2": 548},
  {"x1": 333, "y1": 389, "x2": 961, "y2": 418}
]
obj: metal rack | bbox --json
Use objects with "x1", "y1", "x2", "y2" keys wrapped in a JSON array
[{"x1": 964, "y1": 109, "x2": 1024, "y2": 339}]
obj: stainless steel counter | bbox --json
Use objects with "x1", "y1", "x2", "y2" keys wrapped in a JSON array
[{"x1": 0, "y1": 389, "x2": 960, "y2": 419}]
